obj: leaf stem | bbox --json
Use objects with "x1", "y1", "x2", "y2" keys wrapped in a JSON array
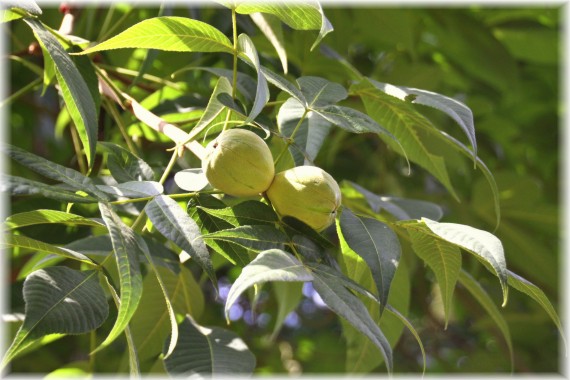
[
  {"x1": 0, "y1": 78, "x2": 42, "y2": 108},
  {"x1": 274, "y1": 108, "x2": 309, "y2": 166},
  {"x1": 231, "y1": 8, "x2": 238, "y2": 99},
  {"x1": 103, "y1": 97, "x2": 139, "y2": 155}
]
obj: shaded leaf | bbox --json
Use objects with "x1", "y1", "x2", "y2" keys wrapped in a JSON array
[
  {"x1": 298, "y1": 76, "x2": 347, "y2": 108},
  {"x1": 2, "y1": 267, "x2": 108, "y2": 367},
  {"x1": 271, "y1": 282, "x2": 303, "y2": 339},
  {"x1": 339, "y1": 209, "x2": 400, "y2": 309},
  {"x1": 237, "y1": 33, "x2": 269, "y2": 123},
  {"x1": 78, "y1": 17, "x2": 233, "y2": 55},
  {"x1": 188, "y1": 194, "x2": 250, "y2": 267},
  {"x1": 261, "y1": 66, "x2": 305, "y2": 103},
  {"x1": 3, "y1": 0, "x2": 42, "y2": 15},
  {"x1": 202, "y1": 225, "x2": 288, "y2": 254},
  {"x1": 507, "y1": 270, "x2": 567, "y2": 352},
  {"x1": 0, "y1": 174, "x2": 99, "y2": 204},
  {"x1": 197, "y1": 201, "x2": 278, "y2": 227},
  {"x1": 277, "y1": 97, "x2": 332, "y2": 166},
  {"x1": 97, "y1": 181, "x2": 164, "y2": 199},
  {"x1": 1, "y1": 144, "x2": 108, "y2": 200},
  {"x1": 146, "y1": 195, "x2": 216, "y2": 286},
  {"x1": 99, "y1": 142, "x2": 155, "y2": 183},
  {"x1": 96, "y1": 203, "x2": 143, "y2": 352},
  {"x1": 225, "y1": 249, "x2": 313, "y2": 320},
  {"x1": 344, "y1": 181, "x2": 443, "y2": 221},
  {"x1": 164, "y1": 315, "x2": 256, "y2": 376},
  {"x1": 458, "y1": 270, "x2": 513, "y2": 368},
  {"x1": 25, "y1": 19, "x2": 98, "y2": 168},
  {"x1": 311, "y1": 266, "x2": 393, "y2": 373}
]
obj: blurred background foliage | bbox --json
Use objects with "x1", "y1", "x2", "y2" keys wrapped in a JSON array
[{"x1": 5, "y1": 3, "x2": 562, "y2": 374}]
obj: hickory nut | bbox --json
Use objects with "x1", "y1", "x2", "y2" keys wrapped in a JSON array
[
  {"x1": 266, "y1": 165, "x2": 341, "y2": 231},
  {"x1": 201, "y1": 129, "x2": 275, "y2": 197}
]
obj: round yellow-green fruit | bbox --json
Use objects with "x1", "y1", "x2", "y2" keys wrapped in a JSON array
[
  {"x1": 201, "y1": 129, "x2": 275, "y2": 197},
  {"x1": 266, "y1": 166, "x2": 341, "y2": 231}
]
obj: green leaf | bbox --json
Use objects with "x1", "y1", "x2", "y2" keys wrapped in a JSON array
[
  {"x1": 408, "y1": 229, "x2": 461, "y2": 327},
  {"x1": 181, "y1": 67, "x2": 257, "y2": 102},
  {"x1": 277, "y1": 97, "x2": 332, "y2": 166},
  {"x1": 164, "y1": 315, "x2": 256, "y2": 376},
  {"x1": 369, "y1": 79, "x2": 477, "y2": 159},
  {"x1": 352, "y1": 79, "x2": 459, "y2": 200},
  {"x1": 458, "y1": 270, "x2": 513, "y2": 368},
  {"x1": 97, "y1": 181, "x2": 164, "y2": 199},
  {"x1": 225, "y1": 249, "x2": 313, "y2": 320},
  {"x1": 186, "y1": 77, "x2": 246, "y2": 142},
  {"x1": 1, "y1": 267, "x2": 108, "y2": 368},
  {"x1": 1, "y1": 233, "x2": 96, "y2": 267},
  {"x1": 3, "y1": 209, "x2": 104, "y2": 231},
  {"x1": 1, "y1": 144, "x2": 108, "y2": 200},
  {"x1": 202, "y1": 225, "x2": 289, "y2": 254},
  {"x1": 250, "y1": 12, "x2": 288, "y2": 73},
  {"x1": 422, "y1": 218, "x2": 509, "y2": 306},
  {"x1": 24, "y1": 19, "x2": 98, "y2": 168},
  {"x1": 1, "y1": 9, "x2": 24, "y2": 23},
  {"x1": 0, "y1": 174, "x2": 99, "y2": 204},
  {"x1": 343, "y1": 181, "x2": 443, "y2": 221},
  {"x1": 271, "y1": 282, "x2": 303, "y2": 339},
  {"x1": 507, "y1": 270, "x2": 567, "y2": 352},
  {"x1": 128, "y1": 266, "x2": 204, "y2": 367},
  {"x1": 99, "y1": 142, "x2": 155, "y2": 183},
  {"x1": 3, "y1": 0, "x2": 42, "y2": 15},
  {"x1": 261, "y1": 66, "x2": 306, "y2": 103},
  {"x1": 298, "y1": 76, "x2": 348, "y2": 108},
  {"x1": 197, "y1": 200, "x2": 278, "y2": 227},
  {"x1": 235, "y1": 1, "x2": 333, "y2": 50},
  {"x1": 311, "y1": 266, "x2": 393, "y2": 373},
  {"x1": 173, "y1": 169, "x2": 209, "y2": 192},
  {"x1": 338, "y1": 209, "x2": 400, "y2": 309},
  {"x1": 237, "y1": 33, "x2": 269, "y2": 123},
  {"x1": 78, "y1": 17, "x2": 233, "y2": 55},
  {"x1": 188, "y1": 194, "x2": 250, "y2": 267},
  {"x1": 96, "y1": 203, "x2": 143, "y2": 352},
  {"x1": 145, "y1": 195, "x2": 216, "y2": 286}
]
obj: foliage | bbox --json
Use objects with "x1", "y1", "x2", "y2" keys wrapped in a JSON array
[{"x1": 1, "y1": 1, "x2": 563, "y2": 376}]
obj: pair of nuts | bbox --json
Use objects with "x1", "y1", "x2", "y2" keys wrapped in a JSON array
[{"x1": 202, "y1": 129, "x2": 341, "y2": 231}]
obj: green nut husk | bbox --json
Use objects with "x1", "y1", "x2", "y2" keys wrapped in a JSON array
[
  {"x1": 201, "y1": 128, "x2": 275, "y2": 197},
  {"x1": 266, "y1": 165, "x2": 341, "y2": 231}
]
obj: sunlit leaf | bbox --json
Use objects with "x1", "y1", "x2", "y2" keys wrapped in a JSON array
[
  {"x1": 408, "y1": 229, "x2": 461, "y2": 326},
  {"x1": 422, "y1": 218, "x2": 509, "y2": 306},
  {"x1": 78, "y1": 17, "x2": 233, "y2": 55},
  {"x1": 97, "y1": 181, "x2": 164, "y2": 199},
  {"x1": 3, "y1": 209, "x2": 104, "y2": 231},
  {"x1": 250, "y1": 12, "x2": 288, "y2": 73}
]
